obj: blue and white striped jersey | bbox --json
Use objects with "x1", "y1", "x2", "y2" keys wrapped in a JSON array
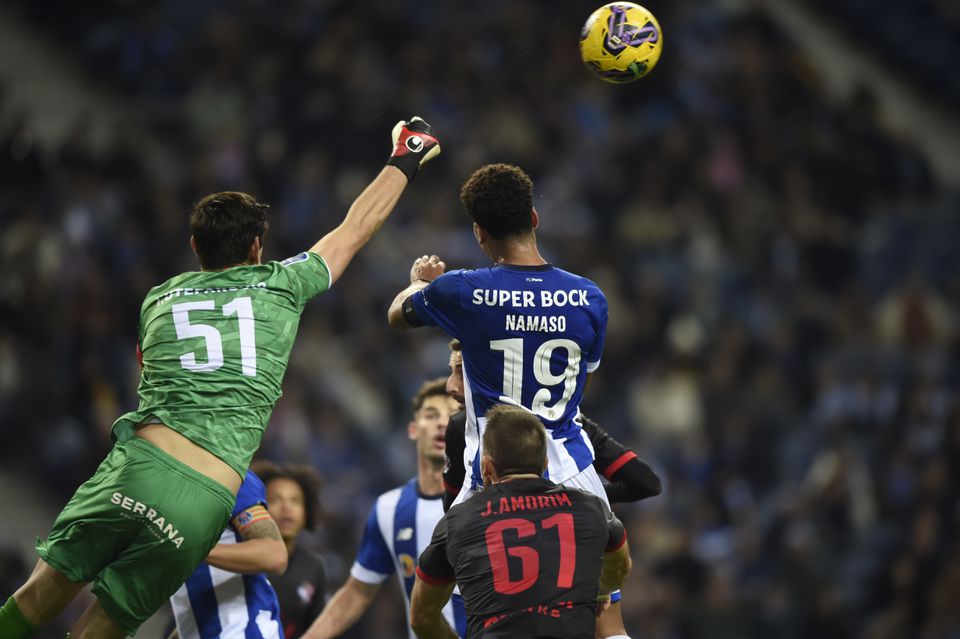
[
  {"x1": 170, "y1": 471, "x2": 283, "y2": 639},
  {"x1": 351, "y1": 478, "x2": 466, "y2": 639},
  {"x1": 408, "y1": 264, "x2": 608, "y2": 489}
]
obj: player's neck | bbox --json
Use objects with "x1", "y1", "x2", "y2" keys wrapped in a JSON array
[
  {"x1": 497, "y1": 473, "x2": 541, "y2": 483},
  {"x1": 490, "y1": 241, "x2": 547, "y2": 267},
  {"x1": 484, "y1": 233, "x2": 547, "y2": 266},
  {"x1": 417, "y1": 457, "x2": 444, "y2": 497},
  {"x1": 201, "y1": 258, "x2": 259, "y2": 272}
]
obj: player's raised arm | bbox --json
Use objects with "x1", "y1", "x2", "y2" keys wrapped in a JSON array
[
  {"x1": 387, "y1": 254, "x2": 446, "y2": 329},
  {"x1": 311, "y1": 117, "x2": 440, "y2": 286}
]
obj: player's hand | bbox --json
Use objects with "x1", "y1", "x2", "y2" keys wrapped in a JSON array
[
  {"x1": 411, "y1": 254, "x2": 445, "y2": 283},
  {"x1": 387, "y1": 116, "x2": 441, "y2": 181}
]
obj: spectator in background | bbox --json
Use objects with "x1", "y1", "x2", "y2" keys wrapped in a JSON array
[{"x1": 253, "y1": 461, "x2": 327, "y2": 639}]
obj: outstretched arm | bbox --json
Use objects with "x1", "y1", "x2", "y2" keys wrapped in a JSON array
[
  {"x1": 583, "y1": 416, "x2": 662, "y2": 503},
  {"x1": 311, "y1": 118, "x2": 440, "y2": 286},
  {"x1": 301, "y1": 577, "x2": 381, "y2": 639},
  {"x1": 605, "y1": 455, "x2": 662, "y2": 503}
]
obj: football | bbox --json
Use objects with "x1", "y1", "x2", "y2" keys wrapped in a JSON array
[{"x1": 579, "y1": 2, "x2": 663, "y2": 83}]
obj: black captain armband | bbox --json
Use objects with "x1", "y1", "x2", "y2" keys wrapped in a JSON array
[{"x1": 401, "y1": 296, "x2": 426, "y2": 327}]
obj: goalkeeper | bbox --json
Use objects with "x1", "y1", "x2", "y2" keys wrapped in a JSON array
[{"x1": 0, "y1": 118, "x2": 440, "y2": 639}]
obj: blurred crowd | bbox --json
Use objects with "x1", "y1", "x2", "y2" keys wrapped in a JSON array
[
  {"x1": 1, "y1": 1, "x2": 958, "y2": 638},
  {"x1": 807, "y1": 0, "x2": 960, "y2": 109}
]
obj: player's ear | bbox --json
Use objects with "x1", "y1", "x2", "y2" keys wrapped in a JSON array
[
  {"x1": 531, "y1": 207, "x2": 539, "y2": 230},
  {"x1": 407, "y1": 420, "x2": 417, "y2": 441},
  {"x1": 189, "y1": 235, "x2": 199, "y2": 256},
  {"x1": 481, "y1": 455, "x2": 497, "y2": 487},
  {"x1": 473, "y1": 222, "x2": 485, "y2": 245},
  {"x1": 249, "y1": 236, "x2": 262, "y2": 264}
]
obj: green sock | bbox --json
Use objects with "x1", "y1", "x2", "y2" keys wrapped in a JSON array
[{"x1": 0, "y1": 596, "x2": 39, "y2": 638}]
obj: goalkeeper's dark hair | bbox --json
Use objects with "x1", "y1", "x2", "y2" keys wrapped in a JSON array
[
  {"x1": 460, "y1": 163, "x2": 534, "y2": 240},
  {"x1": 190, "y1": 191, "x2": 269, "y2": 270},
  {"x1": 412, "y1": 378, "x2": 449, "y2": 415},
  {"x1": 250, "y1": 461, "x2": 322, "y2": 532},
  {"x1": 482, "y1": 405, "x2": 547, "y2": 476}
]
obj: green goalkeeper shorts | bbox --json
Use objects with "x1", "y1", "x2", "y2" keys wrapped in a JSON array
[{"x1": 36, "y1": 436, "x2": 235, "y2": 636}]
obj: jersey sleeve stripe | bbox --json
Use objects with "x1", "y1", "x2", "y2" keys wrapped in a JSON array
[
  {"x1": 313, "y1": 252, "x2": 333, "y2": 291},
  {"x1": 415, "y1": 565, "x2": 455, "y2": 586},
  {"x1": 350, "y1": 562, "x2": 391, "y2": 585},
  {"x1": 606, "y1": 529, "x2": 628, "y2": 553},
  {"x1": 586, "y1": 359, "x2": 601, "y2": 373},
  {"x1": 602, "y1": 451, "x2": 637, "y2": 480}
]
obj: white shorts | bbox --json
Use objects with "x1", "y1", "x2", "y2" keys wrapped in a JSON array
[{"x1": 561, "y1": 464, "x2": 610, "y2": 507}]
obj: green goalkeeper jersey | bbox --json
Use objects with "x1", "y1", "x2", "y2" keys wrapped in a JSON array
[{"x1": 112, "y1": 251, "x2": 331, "y2": 477}]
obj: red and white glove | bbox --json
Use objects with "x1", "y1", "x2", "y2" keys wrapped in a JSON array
[{"x1": 387, "y1": 116, "x2": 441, "y2": 181}]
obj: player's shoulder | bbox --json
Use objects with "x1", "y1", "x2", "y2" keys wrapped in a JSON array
[
  {"x1": 298, "y1": 544, "x2": 327, "y2": 571},
  {"x1": 442, "y1": 499, "x2": 472, "y2": 528},
  {"x1": 551, "y1": 266, "x2": 605, "y2": 295},
  {"x1": 548, "y1": 483, "x2": 606, "y2": 511},
  {"x1": 374, "y1": 478, "x2": 416, "y2": 510},
  {"x1": 375, "y1": 484, "x2": 405, "y2": 507}
]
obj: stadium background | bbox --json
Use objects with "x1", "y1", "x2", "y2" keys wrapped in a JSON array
[{"x1": 1, "y1": 0, "x2": 959, "y2": 637}]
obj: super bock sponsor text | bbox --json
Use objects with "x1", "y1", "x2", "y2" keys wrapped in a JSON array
[{"x1": 472, "y1": 288, "x2": 589, "y2": 333}]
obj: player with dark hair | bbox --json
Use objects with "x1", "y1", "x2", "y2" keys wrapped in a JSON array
[
  {"x1": 0, "y1": 118, "x2": 441, "y2": 639},
  {"x1": 389, "y1": 162, "x2": 635, "y2": 639},
  {"x1": 303, "y1": 380, "x2": 465, "y2": 639},
  {"x1": 252, "y1": 461, "x2": 327, "y2": 639},
  {"x1": 409, "y1": 405, "x2": 631, "y2": 639},
  {"x1": 388, "y1": 163, "x2": 608, "y2": 502},
  {"x1": 169, "y1": 469, "x2": 288, "y2": 639}
]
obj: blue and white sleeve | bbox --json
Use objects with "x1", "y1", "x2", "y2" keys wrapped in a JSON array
[
  {"x1": 350, "y1": 504, "x2": 394, "y2": 584},
  {"x1": 232, "y1": 470, "x2": 268, "y2": 518},
  {"x1": 585, "y1": 289, "x2": 608, "y2": 373},
  {"x1": 406, "y1": 270, "x2": 465, "y2": 339}
]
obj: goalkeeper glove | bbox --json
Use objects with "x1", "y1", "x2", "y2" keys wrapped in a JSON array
[{"x1": 387, "y1": 116, "x2": 440, "y2": 181}]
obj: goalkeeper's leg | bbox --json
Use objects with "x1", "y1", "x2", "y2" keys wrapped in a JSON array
[{"x1": 0, "y1": 558, "x2": 86, "y2": 638}]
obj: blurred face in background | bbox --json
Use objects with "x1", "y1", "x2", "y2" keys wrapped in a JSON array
[
  {"x1": 446, "y1": 349, "x2": 464, "y2": 408},
  {"x1": 409, "y1": 394, "x2": 457, "y2": 464},
  {"x1": 265, "y1": 477, "x2": 307, "y2": 543}
]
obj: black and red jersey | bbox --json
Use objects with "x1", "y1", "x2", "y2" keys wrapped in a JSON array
[
  {"x1": 418, "y1": 477, "x2": 626, "y2": 639},
  {"x1": 443, "y1": 412, "x2": 661, "y2": 510}
]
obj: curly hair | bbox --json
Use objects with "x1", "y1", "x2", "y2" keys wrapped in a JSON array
[
  {"x1": 190, "y1": 191, "x2": 269, "y2": 270},
  {"x1": 250, "y1": 461, "x2": 322, "y2": 532},
  {"x1": 459, "y1": 163, "x2": 534, "y2": 240}
]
